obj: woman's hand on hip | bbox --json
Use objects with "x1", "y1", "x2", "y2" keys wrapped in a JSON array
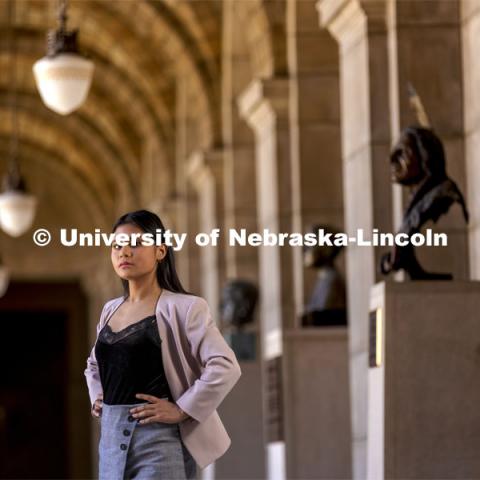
[
  {"x1": 91, "y1": 393, "x2": 103, "y2": 418},
  {"x1": 130, "y1": 394, "x2": 189, "y2": 424}
]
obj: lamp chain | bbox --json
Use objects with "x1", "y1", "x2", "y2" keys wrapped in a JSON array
[
  {"x1": 7, "y1": 0, "x2": 20, "y2": 184},
  {"x1": 58, "y1": 0, "x2": 68, "y2": 31}
]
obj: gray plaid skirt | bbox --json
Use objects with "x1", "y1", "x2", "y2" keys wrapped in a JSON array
[{"x1": 98, "y1": 402, "x2": 197, "y2": 480}]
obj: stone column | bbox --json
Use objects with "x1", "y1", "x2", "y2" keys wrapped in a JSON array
[
  {"x1": 285, "y1": 2, "x2": 351, "y2": 478},
  {"x1": 217, "y1": 4, "x2": 265, "y2": 479},
  {"x1": 286, "y1": 0, "x2": 344, "y2": 315},
  {"x1": 174, "y1": 72, "x2": 191, "y2": 287},
  {"x1": 140, "y1": 136, "x2": 172, "y2": 212},
  {"x1": 387, "y1": 0, "x2": 469, "y2": 279},
  {"x1": 317, "y1": 1, "x2": 393, "y2": 477},
  {"x1": 239, "y1": 78, "x2": 295, "y2": 350},
  {"x1": 461, "y1": 0, "x2": 480, "y2": 279},
  {"x1": 239, "y1": 78, "x2": 293, "y2": 480},
  {"x1": 222, "y1": 0, "x2": 260, "y2": 286},
  {"x1": 186, "y1": 149, "x2": 225, "y2": 309}
]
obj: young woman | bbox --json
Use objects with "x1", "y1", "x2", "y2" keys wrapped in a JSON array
[{"x1": 84, "y1": 210, "x2": 241, "y2": 479}]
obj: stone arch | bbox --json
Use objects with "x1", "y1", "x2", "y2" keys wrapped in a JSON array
[
  {"x1": 0, "y1": 32, "x2": 173, "y2": 190},
  {"x1": 0, "y1": 137, "x2": 109, "y2": 229},
  {"x1": 4, "y1": 0, "x2": 228, "y2": 201},
  {"x1": 11, "y1": 13, "x2": 174, "y2": 139},
  {"x1": 0, "y1": 102, "x2": 133, "y2": 211},
  {"x1": 234, "y1": 0, "x2": 284, "y2": 79}
]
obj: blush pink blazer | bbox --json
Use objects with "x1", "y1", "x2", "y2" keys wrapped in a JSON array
[{"x1": 84, "y1": 288, "x2": 242, "y2": 469}]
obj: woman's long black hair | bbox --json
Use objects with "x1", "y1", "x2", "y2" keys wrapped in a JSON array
[{"x1": 112, "y1": 209, "x2": 192, "y2": 298}]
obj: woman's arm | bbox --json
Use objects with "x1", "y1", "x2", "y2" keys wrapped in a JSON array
[
  {"x1": 84, "y1": 302, "x2": 109, "y2": 408},
  {"x1": 175, "y1": 297, "x2": 242, "y2": 424}
]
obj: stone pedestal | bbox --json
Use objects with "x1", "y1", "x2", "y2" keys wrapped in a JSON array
[
  {"x1": 284, "y1": 328, "x2": 351, "y2": 479},
  {"x1": 216, "y1": 360, "x2": 265, "y2": 480},
  {"x1": 368, "y1": 281, "x2": 480, "y2": 479}
]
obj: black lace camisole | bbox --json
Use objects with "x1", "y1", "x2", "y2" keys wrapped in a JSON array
[{"x1": 95, "y1": 314, "x2": 173, "y2": 405}]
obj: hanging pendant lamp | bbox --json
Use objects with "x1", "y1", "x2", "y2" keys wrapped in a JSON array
[
  {"x1": 0, "y1": 165, "x2": 37, "y2": 238},
  {"x1": 33, "y1": 0, "x2": 94, "y2": 115},
  {"x1": 0, "y1": 0, "x2": 37, "y2": 238}
]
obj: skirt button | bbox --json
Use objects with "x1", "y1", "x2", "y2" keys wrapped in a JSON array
[
  {"x1": 127, "y1": 415, "x2": 135, "y2": 422},
  {"x1": 120, "y1": 444, "x2": 127, "y2": 451},
  {"x1": 123, "y1": 429, "x2": 131, "y2": 436}
]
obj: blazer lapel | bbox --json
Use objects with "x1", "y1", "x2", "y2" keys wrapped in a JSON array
[{"x1": 155, "y1": 290, "x2": 184, "y2": 401}]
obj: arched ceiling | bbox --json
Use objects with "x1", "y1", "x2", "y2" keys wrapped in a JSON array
[
  {"x1": 0, "y1": 0, "x2": 224, "y2": 229},
  {"x1": 0, "y1": 0, "x2": 280, "y2": 276}
]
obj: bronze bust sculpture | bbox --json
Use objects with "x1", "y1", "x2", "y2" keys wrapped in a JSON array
[
  {"x1": 381, "y1": 126, "x2": 469, "y2": 280},
  {"x1": 220, "y1": 279, "x2": 258, "y2": 360},
  {"x1": 220, "y1": 279, "x2": 258, "y2": 329},
  {"x1": 301, "y1": 224, "x2": 347, "y2": 326}
]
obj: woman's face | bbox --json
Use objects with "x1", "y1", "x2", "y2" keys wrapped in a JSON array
[{"x1": 111, "y1": 223, "x2": 167, "y2": 281}]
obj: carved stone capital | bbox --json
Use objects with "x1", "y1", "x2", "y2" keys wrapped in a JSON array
[
  {"x1": 317, "y1": 0, "x2": 387, "y2": 50},
  {"x1": 237, "y1": 78, "x2": 290, "y2": 134}
]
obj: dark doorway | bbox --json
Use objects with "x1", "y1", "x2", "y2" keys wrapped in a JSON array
[{"x1": 0, "y1": 281, "x2": 89, "y2": 479}]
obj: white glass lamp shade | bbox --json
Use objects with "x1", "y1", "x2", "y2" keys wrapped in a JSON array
[
  {"x1": 0, "y1": 190, "x2": 37, "y2": 237},
  {"x1": 33, "y1": 53, "x2": 94, "y2": 115},
  {"x1": 0, "y1": 265, "x2": 9, "y2": 298}
]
